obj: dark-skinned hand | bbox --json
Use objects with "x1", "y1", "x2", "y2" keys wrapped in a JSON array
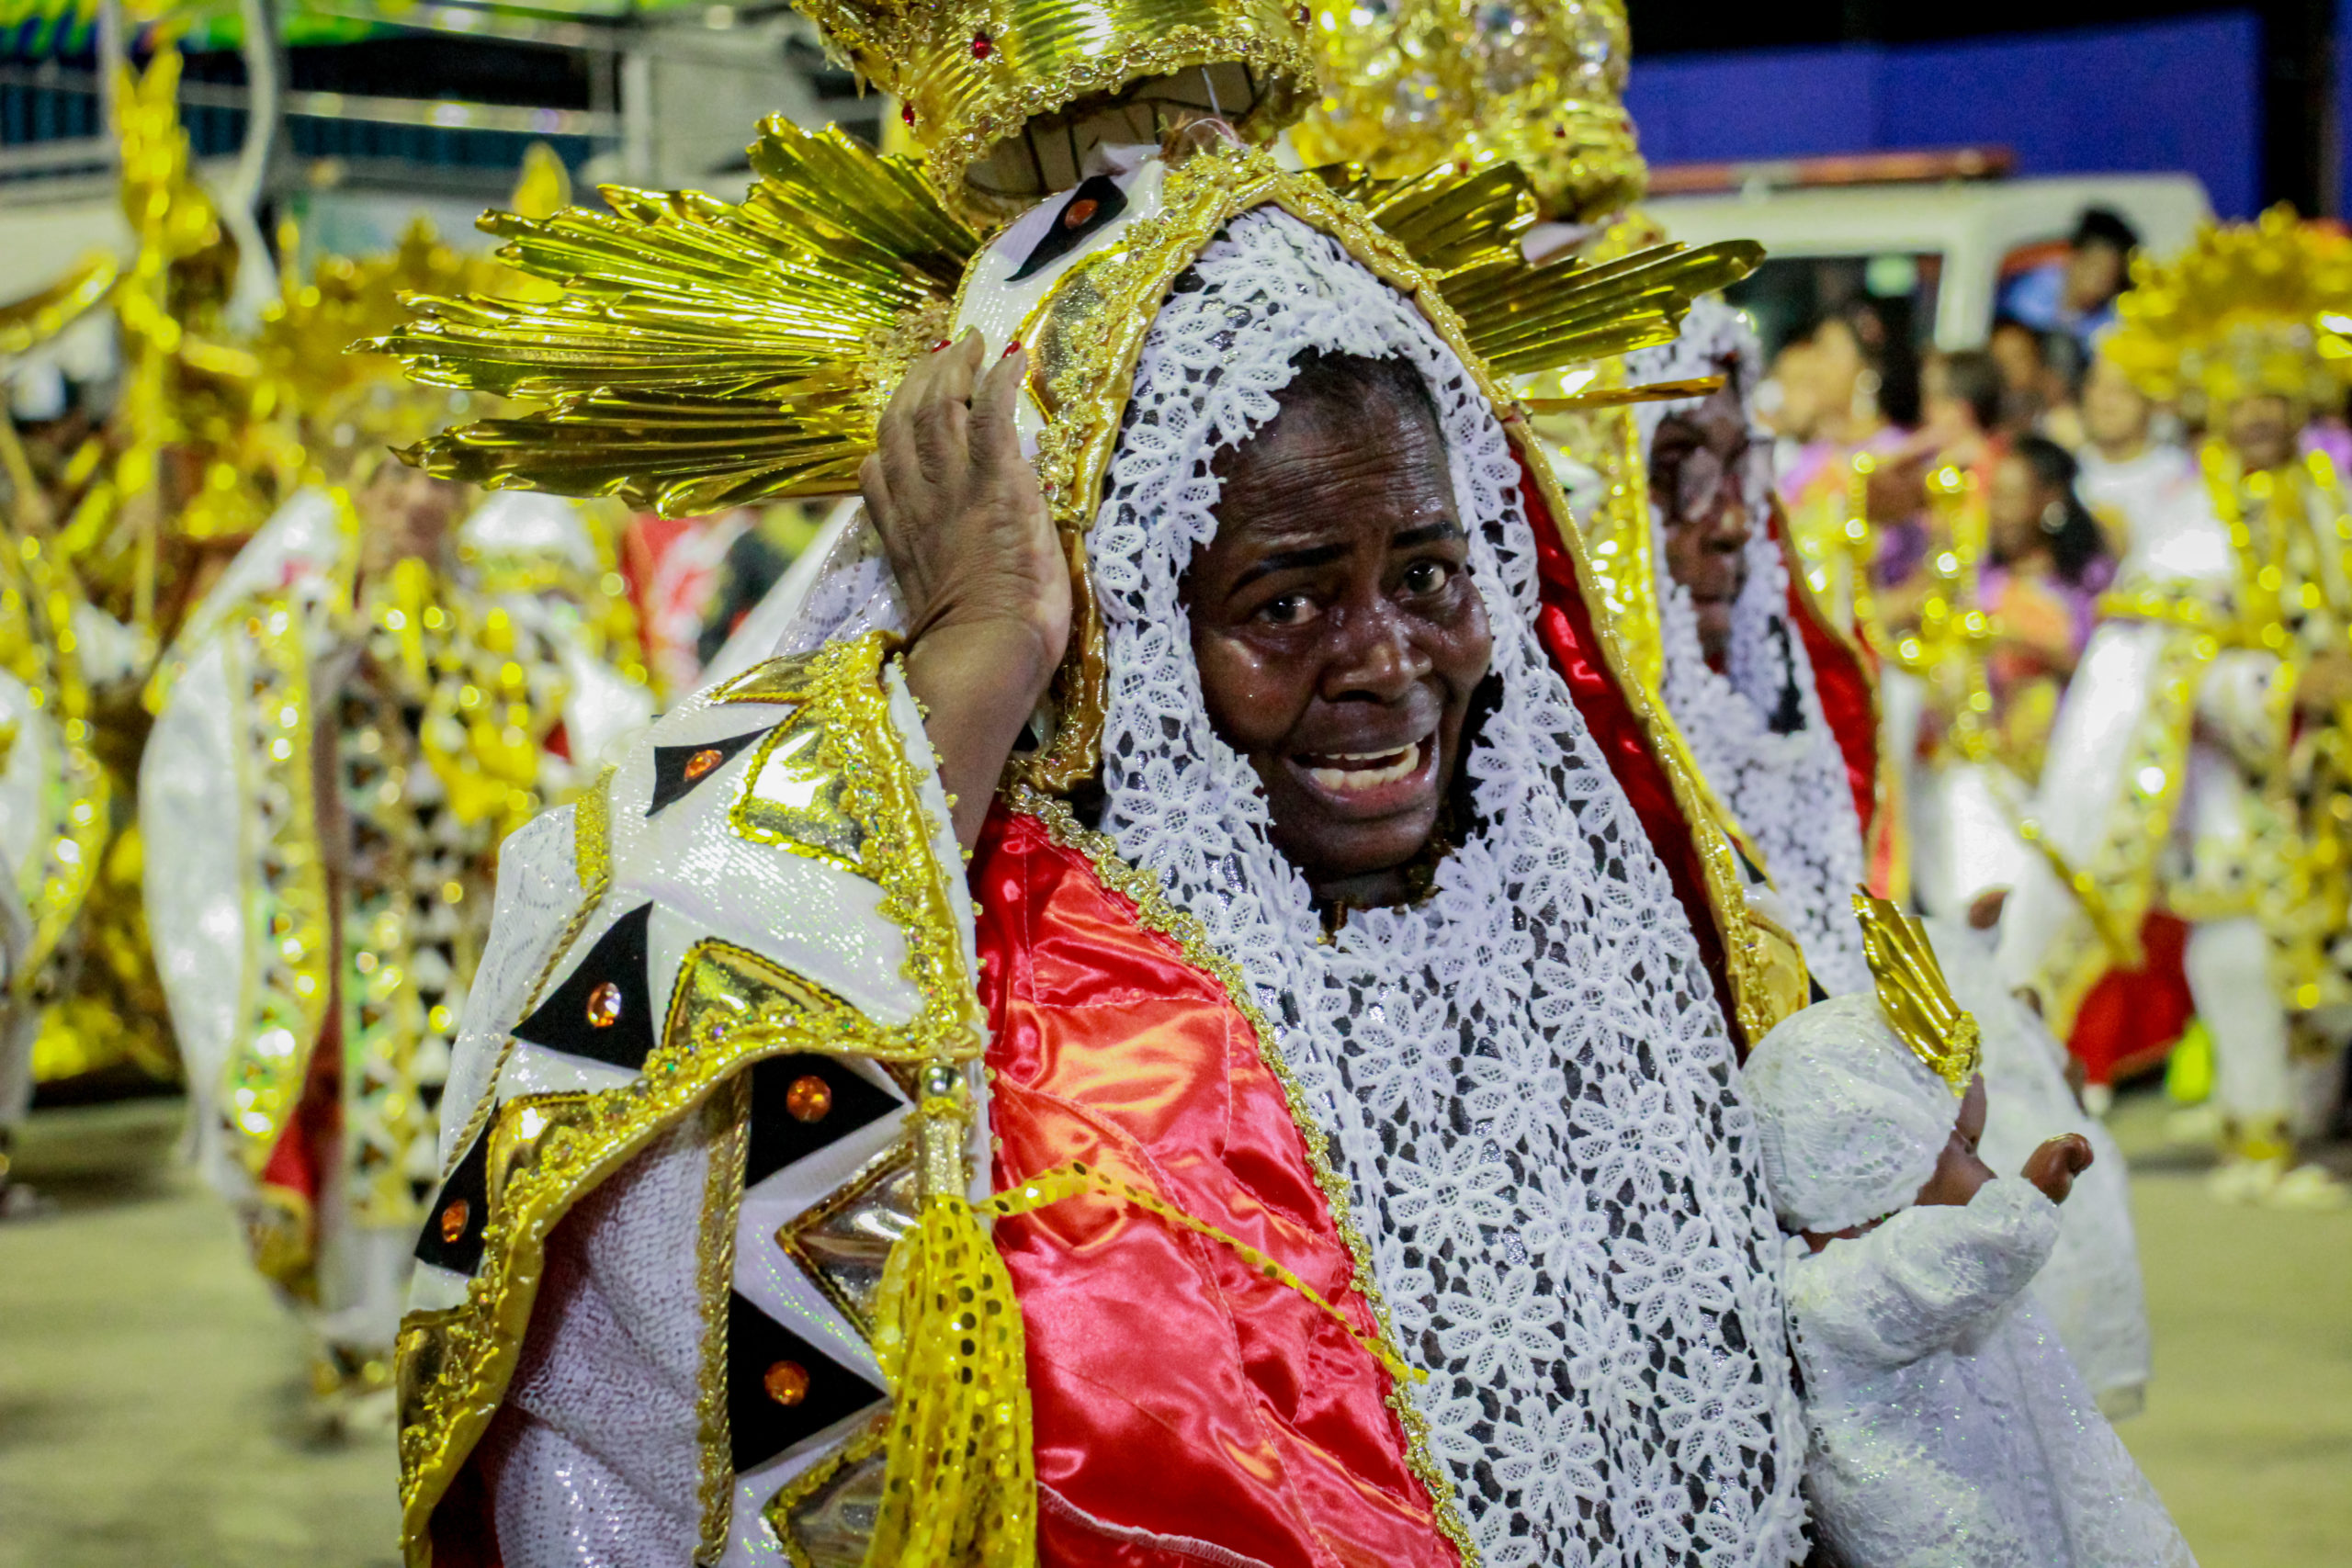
[
  {"x1": 860, "y1": 331, "x2": 1069, "y2": 850},
  {"x1": 2021, "y1": 1133, "x2": 2094, "y2": 1205}
]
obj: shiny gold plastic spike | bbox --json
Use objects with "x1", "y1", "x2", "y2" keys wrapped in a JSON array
[
  {"x1": 0, "y1": 254, "x2": 119, "y2": 357},
  {"x1": 368, "y1": 118, "x2": 979, "y2": 515},
  {"x1": 1852, "y1": 891, "x2": 1982, "y2": 1095},
  {"x1": 369, "y1": 130, "x2": 1756, "y2": 519}
]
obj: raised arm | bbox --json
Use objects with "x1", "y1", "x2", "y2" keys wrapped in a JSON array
[
  {"x1": 860, "y1": 331, "x2": 1070, "y2": 849},
  {"x1": 1790, "y1": 1179, "x2": 2061, "y2": 1370}
]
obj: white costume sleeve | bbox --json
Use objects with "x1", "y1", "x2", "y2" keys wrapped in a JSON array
[
  {"x1": 2194, "y1": 647, "x2": 2290, "y2": 771},
  {"x1": 1788, "y1": 1179, "x2": 2059, "y2": 1371}
]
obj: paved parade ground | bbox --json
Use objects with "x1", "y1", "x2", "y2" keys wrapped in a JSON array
[{"x1": 2, "y1": 1090, "x2": 2347, "y2": 1568}]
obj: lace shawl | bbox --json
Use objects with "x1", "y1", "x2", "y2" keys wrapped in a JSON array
[
  {"x1": 1629, "y1": 301, "x2": 1871, "y2": 997},
  {"x1": 1083, "y1": 211, "x2": 1803, "y2": 1568}
]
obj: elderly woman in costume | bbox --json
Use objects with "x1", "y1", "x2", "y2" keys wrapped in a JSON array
[{"x1": 376, "y1": 1, "x2": 1819, "y2": 1555}]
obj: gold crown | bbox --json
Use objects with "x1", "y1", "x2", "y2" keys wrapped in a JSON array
[
  {"x1": 1852, "y1": 892, "x2": 1981, "y2": 1096},
  {"x1": 797, "y1": 0, "x2": 1317, "y2": 215},
  {"x1": 1290, "y1": 0, "x2": 1644, "y2": 225},
  {"x1": 2106, "y1": 205, "x2": 2352, "y2": 412}
]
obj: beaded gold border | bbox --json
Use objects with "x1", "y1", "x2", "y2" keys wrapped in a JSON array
[
  {"x1": 695, "y1": 1075, "x2": 751, "y2": 1564},
  {"x1": 223, "y1": 592, "x2": 335, "y2": 1187},
  {"x1": 1000, "y1": 781, "x2": 1478, "y2": 1565}
]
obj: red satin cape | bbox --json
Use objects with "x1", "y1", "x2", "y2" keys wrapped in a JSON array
[{"x1": 975, "y1": 806, "x2": 1464, "y2": 1568}]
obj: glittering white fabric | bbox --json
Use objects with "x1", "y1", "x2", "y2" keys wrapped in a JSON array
[
  {"x1": 1628, "y1": 300, "x2": 1871, "y2": 998},
  {"x1": 1784, "y1": 1179, "x2": 2194, "y2": 1568},
  {"x1": 1082, "y1": 210, "x2": 1804, "y2": 1568},
  {"x1": 1745, "y1": 992, "x2": 1954, "y2": 1236},
  {"x1": 484, "y1": 1114, "x2": 709, "y2": 1567},
  {"x1": 1925, "y1": 918, "x2": 2151, "y2": 1416}
]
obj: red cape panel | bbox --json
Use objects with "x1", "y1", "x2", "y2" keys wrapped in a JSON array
[{"x1": 974, "y1": 806, "x2": 1463, "y2": 1568}]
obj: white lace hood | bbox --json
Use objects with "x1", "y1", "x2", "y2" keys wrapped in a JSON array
[
  {"x1": 1629, "y1": 299, "x2": 1872, "y2": 998},
  {"x1": 1745, "y1": 991, "x2": 1956, "y2": 1234},
  {"x1": 1085, "y1": 210, "x2": 1802, "y2": 1568},
  {"x1": 762, "y1": 206, "x2": 1806, "y2": 1568}
]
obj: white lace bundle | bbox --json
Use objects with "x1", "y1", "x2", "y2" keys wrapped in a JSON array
[
  {"x1": 1084, "y1": 210, "x2": 1804, "y2": 1568},
  {"x1": 1745, "y1": 992, "x2": 1956, "y2": 1235},
  {"x1": 1629, "y1": 301, "x2": 1871, "y2": 997}
]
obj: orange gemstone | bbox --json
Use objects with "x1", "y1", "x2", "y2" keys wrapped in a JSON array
[
  {"x1": 785, "y1": 1074, "x2": 833, "y2": 1123},
  {"x1": 586, "y1": 980, "x2": 623, "y2": 1028},
  {"x1": 763, "y1": 1359, "x2": 809, "y2": 1406},
  {"x1": 1062, "y1": 197, "x2": 1098, "y2": 229},
  {"x1": 439, "y1": 1199, "x2": 469, "y2": 1242},
  {"x1": 683, "y1": 747, "x2": 724, "y2": 782}
]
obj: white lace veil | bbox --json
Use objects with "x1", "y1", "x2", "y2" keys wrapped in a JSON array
[
  {"x1": 757, "y1": 208, "x2": 1804, "y2": 1567},
  {"x1": 1087, "y1": 211, "x2": 1801, "y2": 1568},
  {"x1": 1630, "y1": 299, "x2": 1871, "y2": 998}
]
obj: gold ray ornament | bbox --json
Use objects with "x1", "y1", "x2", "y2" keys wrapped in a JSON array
[
  {"x1": 370, "y1": 122, "x2": 1756, "y2": 516},
  {"x1": 1852, "y1": 892, "x2": 1982, "y2": 1095}
]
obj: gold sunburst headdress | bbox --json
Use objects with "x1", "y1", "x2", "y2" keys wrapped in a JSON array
[
  {"x1": 2105, "y1": 204, "x2": 2352, "y2": 414},
  {"x1": 1852, "y1": 892, "x2": 1980, "y2": 1094},
  {"x1": 799, "y1": 0, "x2": 1319, "y2": 217},
  {"x1": 1292, "y1": 0, "x2": 1645, "y2": 227},
  {"x1": 366, "y1": 0, "x2": 1758, "y2": 786}
]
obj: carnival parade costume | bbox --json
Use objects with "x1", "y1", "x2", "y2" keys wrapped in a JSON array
[
  {"x1": 0, "y1": 257, "x2": 123, "y2": 1187},
  {"x1": 1294, "y1": 0, "x2": 2155, "y2": 1434},
  {"x1": 347, "y1": 0, "x2": 1863, "y2": 1558},
  {"x1": 139, "y1": 207, "x2": 652, "y2": 1395},
  {"x1": 1996, "y1": 210, "x2": 2352, "y2": 1201},
  {"x1": 1749, "y1": 900, "x2": 2189, "y2": 1568}
]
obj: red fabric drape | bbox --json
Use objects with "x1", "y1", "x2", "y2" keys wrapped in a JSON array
[
  {"x1": 2065, "y1": 912, "x2": 2195, "y2": 1086},
  {"x1": 975, "y1": 807, "x2": 1464, "y2": 1568}
]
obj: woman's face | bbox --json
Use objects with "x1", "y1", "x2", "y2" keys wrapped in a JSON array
[
  {"x1": 1186, "y1": 380, "x2": 1494, "y2": 908},
  {"x1": 1649, "y1": 380, "x2": 1754, "y2": 668},
  {"x1": 1810, "y1": 318, "x2": 1866, "y2": 410},
  {"x1": 1986, "y1": 453, "x2": 2049, "y2": 561}
]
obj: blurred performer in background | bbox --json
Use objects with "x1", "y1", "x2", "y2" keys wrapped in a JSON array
[
  {"x1": 20, "y1": 49, "x2": 290, "y2": 1102},
  {"x1": 1999, "y1": 209, "x2": 2352, "y2": 1208},
  {"x1": 0, "y1": 257, "x2": 124, "y2": 1209},
  {"x1": 141, "y1": 220, "x2": 651, "y2": 1422},
  {"x1": 2075, "y1": 345, "x2": 2209, "y2": 568},
  {"x1": 1626, "y1": 300, "x2": 1877, "y2": 996}
]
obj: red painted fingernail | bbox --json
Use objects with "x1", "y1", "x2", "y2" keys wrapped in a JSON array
[
  {"x1": 1003, "y1": 340, "x2": 1022, "y2": 358},
  {"x1": 933, "y1": 339, "x2": 952, "y2": 352}
]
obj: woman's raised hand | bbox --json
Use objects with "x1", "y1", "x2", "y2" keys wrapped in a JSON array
[{"x1": 860, "y1": 332, "x2": 1070, "y2": 850}]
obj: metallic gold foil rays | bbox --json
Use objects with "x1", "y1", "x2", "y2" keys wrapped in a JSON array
[{"x1": 371, "y1": 119, "x2": 978, "y2": 516}]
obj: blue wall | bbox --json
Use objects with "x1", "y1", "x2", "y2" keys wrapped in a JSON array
[{"x1": 1625, "y1": 12, "x2": 2262, "y2": 220}]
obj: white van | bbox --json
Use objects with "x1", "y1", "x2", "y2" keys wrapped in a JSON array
[{"x1": 1647, "y1": 169, "x2": 2213, "y2": 355}]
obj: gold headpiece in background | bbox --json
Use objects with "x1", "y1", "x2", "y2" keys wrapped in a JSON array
[
  {"x1": 1852, "y1": 892, "x2": 1981, "y2": 1095},
  {"x1": 1291, "y1": 0, "x2": 1645, "y2": 226},
  {"x1": 797, "y1": 0, "x2": 1317, "y2": 216},
  {"x1": 2105, "y1": 204, "x2": 2352, "y2": 414}
]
